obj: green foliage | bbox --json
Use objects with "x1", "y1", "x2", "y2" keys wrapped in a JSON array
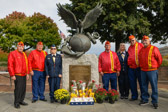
[
  {"x1": 0, "y1": 62, "x2": 7, "y2": 67},
  {"x1": 63, "y1": 0, "x2": 167, "y2": 51},
  {"x1": 161, "y1": 55, "x2": 168, "y2": 67},
  {"x1": 0, "y1": 11, "x2": 61, "y2": 52},
  {"x1": 161, "y1": 59, "x2": 168, "y2": 67},
  {"x1": 0, "y1": 50, "x2": 8, "y2": 62}
]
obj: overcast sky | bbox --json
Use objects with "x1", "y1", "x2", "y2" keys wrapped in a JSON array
[{"x1": 0, "y1": 0, "x2": 167, "y2": 55}]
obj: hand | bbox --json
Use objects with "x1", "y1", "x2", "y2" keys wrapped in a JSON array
[
  {"x1": 61, "y1": 54, "x2": 64, "y2": 58},
  {"x1": 30, "y1": 71, "x2": 34, "y2": 76},
  {"x1": 11, "y1": 76, "x2": 16, "y2": 80},
  {"x1": 26, "y1": 75, "x2": 29, "y2": 80},
  {"x1": 117, "y1": 71, "x2": 120, "y2": 76},
  {"x1": 58, "y1": 74, "x2": 62, "y2": 78},
  {"x1": 100, "y1": 72, "x2": 104, "y2": 76},
  {"x1": 46, "y1": 75, "x2": 50, "y2": 78}
]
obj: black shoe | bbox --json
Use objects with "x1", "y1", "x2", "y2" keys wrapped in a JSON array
[
  {"x1": 139, "y1": 101, "x2": 149, "y2": 106},
  {"x1": 40, "y1": 99, "x2": 47, "y2": 102},
  {"x1": 153, "y1": 103, "x2": 158, "y2": 109},
  {"x1": 14, "y1": 103, "x2": 20, "y2": 109},
  {"x1": 129, "y1": 98, "x2": 137, "y2": 101},
  {"x1": 19, "y1": 101, "x2": 28, "y2": 106},
  {"x1": 120, "y1": 96, "x2": 124, "y2": 99},
  {"x1": 55, "y1": 100, "x2": 58, "y2": 102},
  {"x1": 124, "y1": 96, "x2": 128, "y2": 99},
  {"x1": 50, "y1": 100, "x2": 54, "y2": 103},
  {"x1": 32, "y1": 100, "x2": 37, "y2": 103}
]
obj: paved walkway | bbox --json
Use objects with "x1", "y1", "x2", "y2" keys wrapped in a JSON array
[{"x1": 0, "y1": 89, "x2": 168, "y2": 112}]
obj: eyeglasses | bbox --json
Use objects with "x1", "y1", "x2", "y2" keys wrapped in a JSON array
[
  {"x1": 129, "y1": 40, "x2": 135, "y2": 42},
  {"x1": 51, "y1": 48, "x2": 56, "y2": 50}
]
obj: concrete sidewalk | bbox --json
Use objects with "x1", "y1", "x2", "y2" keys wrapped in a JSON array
[{"x1": 0, "y1": 89, "x2": 168, "y2": 112}]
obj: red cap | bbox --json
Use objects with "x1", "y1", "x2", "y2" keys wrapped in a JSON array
[
  {"x1": 17, "y1": 41, "x2": 24, "y2": 46},
  {"x1": 37, "y1": 41, "x2": 43, "y2": 45},
  {"x1": 142, "y1": 35, "x2": 149, "y2": 40},
  {"x1": 129, "y1": 35, "x2": 135, "y2": 40},
  {"x1": 105, "y1": 41, "x2": 110, "y2": 45}
]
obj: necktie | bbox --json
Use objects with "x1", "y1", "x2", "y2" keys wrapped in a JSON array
[
  {"x1": 121, "y1": 52, "x2": 125, "y2": 60},
  {"x1": 52, "y1": 55, "x2": 56, "y2": 63}
]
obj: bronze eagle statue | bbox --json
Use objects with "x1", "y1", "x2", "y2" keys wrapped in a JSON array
[{"x1": 56, "y1": 3, "x2": 103, "y2": 33}]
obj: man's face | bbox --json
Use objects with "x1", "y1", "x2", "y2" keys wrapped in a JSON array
[
  {"x1": 17, "y1": 45, "x2": 24, "y2": 52},
  {"x1": 36, "y1": 45, "x2": 43, "y2": 51},
  {"x1": 130, "y1": 38, "x2": 136, "y2": 45},
  {"x1": 105, "y1": 44, "x2": 111, "y2": 51},
  {"x1": 143, "y1": 39, "x2": 150, "y2": 47},
  {"x1": 50, "y1": 47, "x2": 57, "y2": 54},
  {"x1": 120, "y1": 44, "x2": 125, "y2": 51}
]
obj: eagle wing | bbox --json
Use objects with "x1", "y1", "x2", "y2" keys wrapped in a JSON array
[
  {"x1": 82, "y1": 3, "x2": 103, "y2": 29},
  {"x1": 56, "y1": 3, "x2": 78, "y2": 29}
]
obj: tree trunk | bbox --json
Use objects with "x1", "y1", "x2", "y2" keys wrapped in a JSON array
[{"x1": 115, "y1": 33, "x2": 122, "y2": 52}]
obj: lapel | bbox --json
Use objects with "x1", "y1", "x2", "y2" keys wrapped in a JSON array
[
  {"x1": 124, "y1": 51, "x2": 128, "y2": 62},
  {"x1": 55, "y1": 53, "x2": 59, "y2": 64},
  {"x1": 49, "y1": 54, "x2": 54, "y2": 65}
]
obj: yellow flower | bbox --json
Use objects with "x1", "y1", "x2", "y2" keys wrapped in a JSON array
[{"x1": 54, "y1": 89, "x2": 70, "y2": 100}]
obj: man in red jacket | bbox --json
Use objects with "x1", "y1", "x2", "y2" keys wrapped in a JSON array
[
  {"x1": 99, "y1": 41, "x2": 121, "y2": 91},
  {"x1": 139, "y1": 36, "x2": 162, "y2": 109},
  {"x1": 28, "y1": 42, "x2": 48, "y2": 103},
  {"x1": 8, "y1": 42, "x2": 29, "y2": 109},
  {"x1": 127, "y1": 35, "x2": 144, "y2": 101}
]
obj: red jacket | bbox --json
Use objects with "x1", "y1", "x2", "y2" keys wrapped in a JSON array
[
  {"x1": 139, "y1": 45, "x2": 162, "y2": 71},
  {"x1": 128, "y1": 42, "x2": 143, "y2": 68},
  {"x1": 28, "y1": 50, "x2": 47, "y2": 72},
  {"x1": 99, "y1": 51, "x2": 121, "y2": 73},
  {"x1": 8, "y1": 50, "x2": 29, "y2": 76}
]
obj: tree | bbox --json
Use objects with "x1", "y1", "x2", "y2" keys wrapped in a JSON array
[
  {"x1": 140, "y1": 0, "x2": 168, "y2": 44},
  {"x1": 25, "y1": 12, "x2": 61, "y2": 50},
  {"x1": 0, "y1": 11, "x2": 61, "y2": 52},
  {"x1": 62, "y1": 0, "x2": 165, "y2": 51},
  {"x1": 0, "y1": 11, "x2": 27, "y2": 52}
]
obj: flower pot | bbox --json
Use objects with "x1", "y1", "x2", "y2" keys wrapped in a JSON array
[
  {"x1": 115, "y1": 98, "x2": 118, "y2": 101},
  {"x1": 60, "y1": 99, "x2": 67, "y2": 104},
  {"x1": 109, "y1": 98, "x2": 115, "y2": 104},
  {"x1": 96, "y1": 98, "x2": 103, "y2": 104}
]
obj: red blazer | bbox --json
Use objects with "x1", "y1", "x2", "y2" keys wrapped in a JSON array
[
  {"x1": 8, "y1": 50, "x2": 29, "y2": 76},
  {"x1": 127, "y1": 42, "x2": 143, "y2": 68},
  {"x1": 99, "y1": 51, "x2": 121, "y2": 73},
  {"x1": 28, "y1": 50, "x2": 47, "y2": 72},
  {"x1": 139, "y1": 45, "x2": 162, "y2": 71}
]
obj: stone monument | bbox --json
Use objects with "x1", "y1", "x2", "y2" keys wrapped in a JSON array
[{"x1": 62, "y1": 54, "x2": 99, "y2": 90}]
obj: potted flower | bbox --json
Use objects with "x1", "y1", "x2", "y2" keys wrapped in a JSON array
[
  {"x1": 108, "y1": 89, "x2": 119, "y2": 104},
  {"x1": 54, "y1": 89, "x2": 70, "y2": 104},
  {"x1": 94, "y1": 88, "x2": 107, "y2": 103}
]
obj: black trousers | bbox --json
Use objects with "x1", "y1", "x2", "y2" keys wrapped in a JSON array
[
  {"x1": 14, "y1": 75, "x2": 26, "y2": 104},
  {"x1": 118, "y1": 71, "x2": 129, "y2": 97}
]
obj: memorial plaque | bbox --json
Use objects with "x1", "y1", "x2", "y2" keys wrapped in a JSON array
[{"x1": 69, "y1": 65, "x2": 91, "y2": 89}]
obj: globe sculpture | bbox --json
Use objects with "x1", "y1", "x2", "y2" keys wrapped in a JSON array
[{"x1": 57, "y1": 3, "x2": 102, "y2": 57}]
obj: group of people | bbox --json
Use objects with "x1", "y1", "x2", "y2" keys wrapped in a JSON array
[
  {"x1": 99, "y1": 35, "x2": 162, "y2": 109},
  {"x1": 8, "y1": 42, "x2": 62, "y2": 109},
  {"x1": 8, "y1": 35, "x2": 162, "y2": 109}
]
